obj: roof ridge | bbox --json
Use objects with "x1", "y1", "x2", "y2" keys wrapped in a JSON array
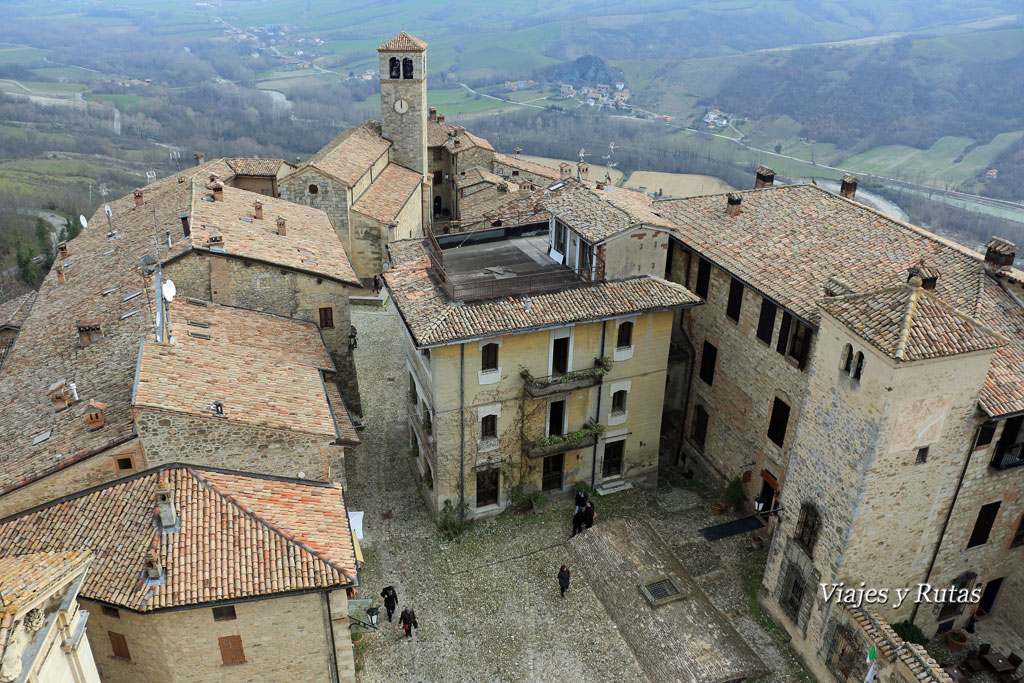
[
  {"x1": 186, "y1": 467, "x2": 353, "y2": 580},
  {"x1": 894, "y1": 285, "x2": 921, "y2": 360}
]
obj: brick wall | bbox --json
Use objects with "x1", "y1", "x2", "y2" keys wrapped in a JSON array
[
  {"x1": 81, "y1": 590, "x2": 355, "y2": 683},
  {"x1": 135, "y1": 408, "x2": 334, "y2": 482}
]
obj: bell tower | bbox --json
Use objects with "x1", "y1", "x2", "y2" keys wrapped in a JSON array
[{"x1": 378, "y1": 31, "x2": 428, "y2": 180}]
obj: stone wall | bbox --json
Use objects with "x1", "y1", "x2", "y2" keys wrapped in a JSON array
[
  {"x1": 279, "y1": 168, "x2": 352, "y2": 251},
  {"x1": 492, "y1": 158, "x2": 555, "y2": 188},
  {"x1": 670, "y1": 245, "x2": 811, "y2": 497},
  {"x1": 602, "y1": 227, "x2": 669, "y2": 280},
  {"x1": 379, "y1": 49, "x2": 427, "y2": 178},
  {"x1": 81, "y1": 590, "x2": 355, "y2": 683},
  {"x1": 135, "y1": 408, "x2": 334, "y2": 482},
  {"x1": 0, "y1": 438, "x2": 144, "y2": 518},
  {"x1": 453, "y1": 147, "x2": 494, "y2": 175},
  {"x1": 163, "y1": 253, "x2": 361, "y2": 415},
  {"x1": 428, "y1": 147, "x2": 456, "y2": 218}
]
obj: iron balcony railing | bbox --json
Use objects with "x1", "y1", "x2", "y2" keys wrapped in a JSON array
[{"x1": 990, "y1": 442, "x2": 1024, "y2": 471}]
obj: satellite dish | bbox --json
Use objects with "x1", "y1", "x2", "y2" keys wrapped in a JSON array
[
  {"x1": 104, "y1": 204, "x2": 112, "y2": 218},
  {"x1": 162, "y1": 279, "x2": 177, "y2": 303},
  {"x1": 79, "y1": 215, "x2": 87, "y2": 229}
]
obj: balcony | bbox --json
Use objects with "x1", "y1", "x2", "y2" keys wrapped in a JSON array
[
  {"x1": 990, "y1": 442, "x2": 1024, "y2": 472},
  {"x1": 523, "y1": 423, "x2": 604, "y2": 460},
  {"x1": 521, "y1": 359, "x2": 611, "y2": 398}
]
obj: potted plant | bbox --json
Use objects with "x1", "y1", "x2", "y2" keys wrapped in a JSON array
[
  {"x1": 946, "y1": 629, "x2": 968, "y2": 651},
  {"x1": 750, "y1": 533, "x2": 765, "y2": 549},
  {"x1": 724, "y1": 477, "x2": 746, "y2": 512},
  {"x1": 713, "y1": 500, "x2": 727, "y2": 515}
]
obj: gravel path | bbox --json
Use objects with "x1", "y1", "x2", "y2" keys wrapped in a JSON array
[{"x1": 344, "y1": 302, "x2": 809, "y2": 682}]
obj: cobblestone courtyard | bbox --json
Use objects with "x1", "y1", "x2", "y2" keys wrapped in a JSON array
[{"x1": 343, "y1": 303, "x2": 811, "y2": 682}]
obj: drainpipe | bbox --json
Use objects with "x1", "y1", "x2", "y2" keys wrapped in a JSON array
[
  {"x1": 322, "y1": 591, "x2": 340, "y2": 682},
  {"x1": 910, "y1": 425, "x2": 982, "y2": 623},
  {"x1": 591, "y1": 321, "x2": 607, "y2": 489},
  {"x1": 459, "y1": 343, "x2": 466, "y2": 518}
]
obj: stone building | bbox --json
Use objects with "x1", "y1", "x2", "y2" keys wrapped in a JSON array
[
  {"x1": 0, "y1": 162, "x2": 357, "y2": 520},
  {"x1": 224, "y1": 157, "x2": 296, "y2": 196},
  {"x1": 492, "y1": 151, "x2": 561, "y2": 188},
  {"x1": 0, "y1": 464, "x2": 360, "y2": 683},
  {"x1": 0, "y1": 551, "x2": 100, "y2": 683},
  {"x1": 384, "y1": 228, "x2": 700, "y2": 520}
]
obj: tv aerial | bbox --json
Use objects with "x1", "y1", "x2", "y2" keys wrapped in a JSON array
[
  {"x1": 146, "y1": 170, "x2": 157, "y2": 183},
  {"x1": 169, "y1": 150, "x2": 181, "y2": 169}
]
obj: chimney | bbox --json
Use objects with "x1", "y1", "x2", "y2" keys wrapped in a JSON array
[
  {"x1": 514, "y1": 147, "x2": 522, "y2": 158},
  {"x1": 276, "y1": 216, "x2": 287, "y2": 236},
  {"x1": 179, "y1": 211, "x2": 191, "y2": 237},
  {"x1": 295, "y1": 156, "x2": 301, "y2": 166},
  {"x1": 56, "y1": 264, "x2": 67, "y2": 283},
  {"x1": 155, "y1": 479, "x2": 177, "y2": 528},
  {"x1": 208, "y1": 172, "x2": 218, "y2": 183},
  {"x1": 212, "y1": 181, "x2": 224, "y2": 201},
  {"x1": 193, "y1": 152, "x2": 204, "y2": 166},
  {"x1": 596, "y1": 181, "x2": 605, "y2": 190},
  {"x1": 57, "y1": 241, "x2": 68, "y2": 259},
  {"x1": 208, "y1": 229, "x2": 223, "y2": 246},
  {"x1": 85, "y1": 399, "x2": 106, "y2": 431},
  {"x1": 559, "y1": 162, "x2": 572, "y2": 180},
  {"x1": 47, "y1": 379, "x2": 71, "y2": 412},
  {"x1": 453, "y1": 138, "x2": 461, "y2": 147},
  {"x1": 754, "y1": 166, "x2": 775, "y2": 189},
  {"x1": 133, "y1": 189, "x2": 144, "y2": 207},
  {"x1": 840, "y1": 174, "x2": 858, "y2": 201},
  {"x1": 907, "y1": 260, "x2": 939, "y2": 290},
  {"x1": 577, "y1": 162, "x2": 589, "y2": 181},
  {"x1": 726, "y1": 192, "x2": 743, "y2": 216},
  {"x1": 143, "y1": 551, "x2": 163, "y2": 580},
  {"x1": 177, "y1": 175, "x2": 185, "y2": 184},
  {"x1": 429, "y1": 107, "x2": 437, "y2": 120},
  {"x1": 77, "y1": 318, "x2": 103, "y2": 348},
  {"x1": 984, "y1": 237, "x2": 1017, "y2": 271},
  {"x1": 254, "y1": 200, "x2": 263, "y2": 220}
]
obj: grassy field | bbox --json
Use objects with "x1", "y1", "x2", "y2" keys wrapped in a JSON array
[
  {"x1": 841, "y1": 133, "x2": 1022, "y2": 185},
  {"x1": 0, "y1": 124, "x2": 69, "y2": 143},
  {"x1": 354, "y1": 88, "x2": 516, "y2": 119},
  {"x1": 87, "y1": 93, "x2": 154, "y2": 108},
  {"x1": 624, "y1": 170, "x2": 733, "y2": 197},
  {"x1": 0, "y1": 44, "x2": 46, "y2": 64},
  {"x1": 20, "y1": 81, "x2": 85, "y2": 94}
]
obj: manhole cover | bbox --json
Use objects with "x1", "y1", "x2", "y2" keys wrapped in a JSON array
[{"x1": 639, "y1": 577, "x2": 684, "y2": 607}]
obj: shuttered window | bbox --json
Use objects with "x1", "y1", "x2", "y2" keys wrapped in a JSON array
[
  {"x1": 726, "y1": 278, "x2": 743, "y2": 322},
  {"x1": 756, "y1": 300, "x2": 777, "y2": 344},
  {"x1": 318, "y1": 307, "x2": 334, "y2": 329},
  {"x1": 109, "y1": 631, "x2": 130, "y2": 660},
  {"x1": 695, "y1": 258, "x2": 711, "y2": 299},
  {"x1": 219, "y1": 635, "x2": 246, "y2": 665}
]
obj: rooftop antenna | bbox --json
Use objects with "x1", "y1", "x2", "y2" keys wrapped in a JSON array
[
  {"x1": 146, "y1": 170, "x2": 157, "y2": 184},
  {"x1": 104, "y1": 204, "x2": 113, "y2": 234},
  {"x1": 169, "y1": 150, "x2": 181, "y2": 170},
  {"x1": 578, "y1": 147, "x2": 589, "y2": 162}
]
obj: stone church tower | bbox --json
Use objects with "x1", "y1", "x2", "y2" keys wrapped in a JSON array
[{"x1": 378, "y1": 32, "x2": 428, "y2": 179}]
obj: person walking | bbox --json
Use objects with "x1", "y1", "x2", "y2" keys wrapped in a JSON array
[
  {"x1": 348, "y1": 325, "x2": 358, "y2": 351},
  {"x1": 557, "y1": 565, "x2": 571, "y2": 598},
  {"x1": 372, "y1": 274, "x2": 381, "y2": 295},
  {"x1": 574, "y1": 488, "x2": 588, "y2": 515},
  {"x1": 380, "y1": 586, "x2": 398, "y2": 622},
  {"x1": 398, "y1": 606, "x2": 418, "y2": 639},
  {"x1": 583, "y1": 501, "x2": 596, "y2": 529},
  {"x1": 571, "y1": 508, "x2": 585, "y2": 537}
]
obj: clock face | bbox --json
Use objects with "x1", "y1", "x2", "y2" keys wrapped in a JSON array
[{"x1": 394, "y1": 99, "x2": 409, "y2": 114}]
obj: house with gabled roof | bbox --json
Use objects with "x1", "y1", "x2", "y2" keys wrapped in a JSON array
[{"x1": 0, "y1": 464, "x2": 359, "y2": 682}]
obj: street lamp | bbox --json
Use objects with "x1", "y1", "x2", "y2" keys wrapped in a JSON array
[{"x1": 754, "y1": 494, "x2": 782, "y2": 516}]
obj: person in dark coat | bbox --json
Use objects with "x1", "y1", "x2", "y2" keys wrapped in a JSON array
[
  {"x1": 348, "y1": 325, "x2": 358, "y2": 351},
  {"x1": 380, "y1": 586, "x2": 398, "y2": 622},
  {"x1": 398, "y1": 607, "x2": 418, "y2": 638},
  {"x1": 557, "y1": 565, "x2": 571, "y2": 598},
  {"x1": 571, "y1": 508, "x2": 585, "y2": 537},
  {"x1": 372, "y1": 274, "x2": 381, "y2": 295},
  {"x1": 583, "y1": 501, "x2": 596, "y2": 529},
  {"x1": 574, "y1": 488, "x2": 588, "y2": 514}
]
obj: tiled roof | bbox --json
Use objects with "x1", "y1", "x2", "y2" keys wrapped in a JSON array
[
  {"x1": 0, "y1": 465, "x2": 357, "y2": 611},
  {"x1": 457, "y1": 187, "x2": 544, "y2": 228},
  {"x1": 820, "y1": 281, "x2": 1005, "y2": 361},
  {"x1": 226, "y1": 158, "x2": 291, "y2": 177},
  {"x1": 351, "y1": 163, "x2": 423, "y2": 224},
  {"x1": 442, "y1": 127, "x2": 495, "y2": 155},
  {"x1": 378, "y1": 31, "x2": 427, "y2": 52},
  {"x1": 134, "y1": 300, "x2": 348, "y2": 440},
  {"x1": 492, "y1": 152, "x2": 561, "y2": 181},
  {"x1": 654, "y1": 184, "x2": 1024, "y2": 416},
  {"x1": 384, "y1": 239, "x2": 701, "y2": 346},
  {"x1": 0, "y1": 291, "x2": 36, "y2": 329},
  {"x1": 0, "y1": 160, "x2": 234, "y2": 497},
  {"x1": 189, "y1": 181, "x2": 359, "y2": 284},
  {"x1": 302, "y1": 120, "x2": 391, "y2": 187},
  {"x1": 542, "y1": 178, "x2": 670, "y2": 242},
  {"x1": 426, "y1": 118, "x2": 456, "y2": 147},
  {"x1": 454, "y1": 167, "x2": 507, "y2": 190},
  {"x1": 0, "y1": 551, "x2": 89, "y2": 615}
]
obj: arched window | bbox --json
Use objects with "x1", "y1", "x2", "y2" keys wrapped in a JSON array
[
  {"x1": 853, "y1": 352, "x2": 865, "y2": 381},
  {"x1": 388, "y1": 57, "x2": 400, "y2": 79},
  {"x1": 794, "y1": 503, "x2": 821, "y2": 556},
  {"x1": 617, "y1": 321, "x2": 633, "y2": 348},
  {"x1": 402, "y1": 57, "x2": 414, "y2": 79},
  {"x1": 840, "y1": 343, "x2": 853, "y2": 374}
]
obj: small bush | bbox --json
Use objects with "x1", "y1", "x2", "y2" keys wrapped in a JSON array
[
  {"x1": 724, "y1": 476, "x2": 746, "y2": 507},
  {"x1": 438, "y1": 501, "x2": 474, "y2": 540},
  {"x1": 892, "y1": 620, "x2": 928, "y2": 645}
]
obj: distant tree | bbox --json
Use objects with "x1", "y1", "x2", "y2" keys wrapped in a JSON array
[
  {"x1": 774, "y1": 142, "x2": 782, "y2": 153},
  {"x1": 34, "y1": 218, "x2": 49, "y2": 255},
  {"x1": 16, "y1": 247, "x2": 38, "y2": 288}
]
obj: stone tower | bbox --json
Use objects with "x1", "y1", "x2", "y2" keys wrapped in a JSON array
[{"x1": 378, "y1": 32, "x2": 428, "y2": 179}]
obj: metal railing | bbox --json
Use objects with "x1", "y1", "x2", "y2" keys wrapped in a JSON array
[{"x1": 990, "y1": 442, "x2": 1024, "y2": 471}]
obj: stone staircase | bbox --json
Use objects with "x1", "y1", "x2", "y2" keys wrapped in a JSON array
[{"x1": 595, "y1": 478, "x2": 633, "y2": 496}]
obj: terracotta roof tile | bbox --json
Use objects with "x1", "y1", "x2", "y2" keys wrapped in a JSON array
[
  {"x1": 454, "y1": 167, "x2": 507, "y2": 190},
  {"x1": 542, "y1": 178, "x2": 671, "y2": 242},
  {"x1": 226, "y1": 158, "x2": 292, "y2": 177},
  {"x1": 0, "y1": 465, "x2": 356, "y2": 611},
  {"x1": 0, "y1": 551, "x2": 89, "y2": 615},
  {"x1": 492, "y1": 153, "x2": 560, "y2": 181},
  {"x1": 351, "y1": 164, "x2": 423, "y2": 224},
  {"x1": 0, "y1": 291, "x2": 36, "y2": 330},
  {"x1": 384, "y1": 239, "x2": 701, "y2": 346},
  {"x1": 654, "y1": 184, "x2": 1024, "y2": 416},
  {"x1": 190, "y1": 181, "x2": 359, "y2": 284},
  {"x1": 442, "y1": 127, "x2": 494, "y2": 154},
  {"x1": 820, "y1": 281, "x2": 1005, "y2": 361},
  {"x1": 301, "y1": 121, "x2": 390, "y2": 186},
  {"x1": 377, "y1": 32, "x2": 427, "y2": 52}
]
